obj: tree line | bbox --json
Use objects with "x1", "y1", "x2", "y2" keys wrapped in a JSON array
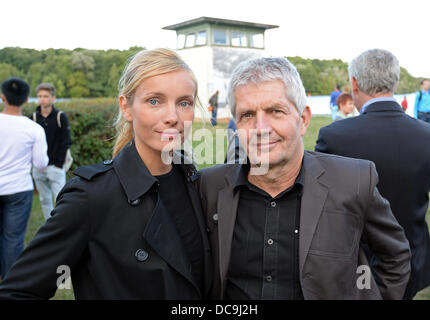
[
  {"x1": 288, "y1": 56, "x2": 423, "y2": 95},
  {"x1": 0, "y1": 47, "x2": 422, "y2": 98}
]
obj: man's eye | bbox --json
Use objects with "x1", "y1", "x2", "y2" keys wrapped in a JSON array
[{"x1": 242, "y1": 113, "x2": 252, "y2": 119}]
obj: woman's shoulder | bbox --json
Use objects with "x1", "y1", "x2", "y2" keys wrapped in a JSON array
[{"x1": 72, "y1": 160, "x2": 116, "y2": 182}]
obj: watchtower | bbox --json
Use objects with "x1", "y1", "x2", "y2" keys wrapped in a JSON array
[{"x1": 163, "y1": 17, "x2": 278, "y2": 119}]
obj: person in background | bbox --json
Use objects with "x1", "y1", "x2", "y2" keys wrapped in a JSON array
[
  {"x1": 0, "y1": 48, "x2": 212, "y2": 299},
  {"x1": 414, "y1": 79, "x2": 430, "y2": 123},
  {"x1": 0, "y1": 77, "x2": 48, "y2": 280},
  {"x1": 401, "y1": 96, "x2": 408, "y2": 112},
  {"x1": 316, "y1": 49, "x2": 430, "y2": 299},
  {"x1": 333, "y1": 92, "x2": 355, "y2": 122},
  {"x1": 329, "y1": 84, "x2": 342, "y2": 121},
  {"x1": 209, "y1": 90, "x2": 219, "y2": 126},
  {"x1": 225, "y1": 117, "x2": 246, "y2": 164},
  {"x1": 31, "y1": 83, "x2": 71, "y2": 221},
  {"x1": 342, "y1": 84, "x2": 351, "y2": 93}
]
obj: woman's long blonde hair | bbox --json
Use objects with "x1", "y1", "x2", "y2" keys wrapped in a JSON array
[{"x1": 112, "y1": 48, "x2": 200, "y2": 157}]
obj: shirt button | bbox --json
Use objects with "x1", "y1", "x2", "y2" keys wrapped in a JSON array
[
  {"x1": 266, "y1": 275, "x2": 273, "y2": 282},
  {"x1": 267, "y1": 239, "x2": 274, "y2": 245},
  {"x1": 270, "y1": 201, "x2": 276, "y2": 207},
  {"x1": 294, "y1": 229, "x2": 299, "y2": 234}
]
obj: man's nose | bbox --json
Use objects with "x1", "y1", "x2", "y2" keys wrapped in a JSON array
[{"x1": 255, "y1": 113, "x2": 271, "y2": 133}]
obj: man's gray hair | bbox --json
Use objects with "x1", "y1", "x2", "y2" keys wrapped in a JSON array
[
  {"x1": 227, "y1": 57, "x2": 307, "y2": 117},
  {"x1": 348, "y1": 49, "x2": 400, "y2": 96}
]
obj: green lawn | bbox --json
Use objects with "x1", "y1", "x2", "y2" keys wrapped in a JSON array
[{"x1": 16, "y1": 116, "x2": 430, "y2": 299}]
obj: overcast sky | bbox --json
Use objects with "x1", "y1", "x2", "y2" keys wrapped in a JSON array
[{"x1": 2, "y1": 0, "x2": 430, "y2": 78}]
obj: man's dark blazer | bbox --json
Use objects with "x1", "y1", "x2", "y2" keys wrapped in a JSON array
[
  {"x1": 198, "y1": 151, "x2": 411, "y2": 299},
  {"x1": 315, "y1": 100, "x2": 430, "y2": 299}
]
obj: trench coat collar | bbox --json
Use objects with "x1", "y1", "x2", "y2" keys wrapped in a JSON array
[
  {"x1": 112, "y1": 140, "x2": 199, "y2": 203},
  {"x1": 112, "y1": 141, "x2": 158, "y2": 203}
]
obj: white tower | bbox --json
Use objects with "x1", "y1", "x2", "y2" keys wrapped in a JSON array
[{"x1": 163, "y1": 17, "x2": 278, "y2": 120}]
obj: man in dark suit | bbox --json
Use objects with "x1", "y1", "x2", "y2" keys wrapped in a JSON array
[
  {"x1": 198, "y1": 56, "x2": 411, "y2": 300},
  {"x1": 315, "y1": 48, "x2": 430, "y2": 299}
]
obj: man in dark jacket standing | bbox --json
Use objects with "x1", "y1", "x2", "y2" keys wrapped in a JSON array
[
  {"x1": 315, "y1": 48, "x2": 430, "y2": 299},
  {"x1": 32, "y1": 83, "x2": 71, "y2": 221}
]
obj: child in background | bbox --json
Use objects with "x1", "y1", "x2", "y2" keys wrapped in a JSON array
[{"x1": 333, "y1": 92, "x2": 355, "y2": 122}]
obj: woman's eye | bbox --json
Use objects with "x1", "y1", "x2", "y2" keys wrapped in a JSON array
[
  {"x1": 148, "y1": 98, "x2": 158, "y2": 106},
  {"x1": 179, "y1": 101, "x2": 191, "y2": 107}
]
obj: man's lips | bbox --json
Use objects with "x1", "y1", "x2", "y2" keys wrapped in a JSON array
[{"x1": 253, "y1": 140, "x2": 279, "y2": 148}]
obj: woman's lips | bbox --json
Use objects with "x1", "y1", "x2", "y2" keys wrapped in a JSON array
[{"x1": 156, "y1": 130, "x2": 181, "y2": 140}]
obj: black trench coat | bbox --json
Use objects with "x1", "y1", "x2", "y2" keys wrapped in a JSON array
[{"x1": 0, "y1": 141, "x2": 212, "y2": 299}]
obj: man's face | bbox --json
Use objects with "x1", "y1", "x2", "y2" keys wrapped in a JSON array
[
  {"x1": 423, "y1": 80, "x2": 429, "y2": 91},
  {"x1": 37, "y1": 90, "x2": 55, "y2": 109},
  {"x1": 234, "y1": 80, "x2": 311, "y2": 170}
]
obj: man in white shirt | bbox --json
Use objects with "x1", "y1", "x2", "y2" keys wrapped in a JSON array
[{"x1": 0, "y1": 77, "x2": 48, "y2": 280}]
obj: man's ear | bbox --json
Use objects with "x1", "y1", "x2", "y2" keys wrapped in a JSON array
[
  {"x1": 300, "y1": 106, "x2": 311, "y2": 136},
  {"x1": 351, "y1": 77, "x2": 360, "y2": 94},
  {"x1": 1, "y1": 94, "x2": 6, "y2": 104},
  {"x1": 119, "y1": 95, "x2": 132, "y2": 122}
]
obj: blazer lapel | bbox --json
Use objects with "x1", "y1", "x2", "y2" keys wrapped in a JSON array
[
  {"x1": 217, "y1": 182, "x2": 240, "y2": 295},
  {"x1": 185, "y1": 179, "x2": 213, "y2": 298},
  {"x1": 299, "y1": 152, "x2": 329, "y2": 278}
]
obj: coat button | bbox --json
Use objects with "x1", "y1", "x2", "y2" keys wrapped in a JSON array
[
  {"x1": 212, "y1": 213, "x2": 218, "y2": 221},
  {"x1": 128, "y1": 198, "x2": 141, "y2": 206},
  {"x1": 135, "y1": 249, "x2": 149, "y2": 262},
  {"x1": 103, "y1": 159, "x2": 113, "y2": 165}
]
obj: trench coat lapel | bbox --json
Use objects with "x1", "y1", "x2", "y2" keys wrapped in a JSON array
[
  {"x1": 299, "y1": 152, "x2": 329, "y2": 277},
  {"x1": 144, "y1": 198, "x2": 202, "y2": 295}
]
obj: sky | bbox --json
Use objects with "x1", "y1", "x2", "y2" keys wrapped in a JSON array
[{"x1": 2, "y1": 0, "x2": 430, "y2": 78}]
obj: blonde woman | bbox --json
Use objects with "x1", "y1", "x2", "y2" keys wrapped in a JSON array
[{"x1": 0, "y1": 48, "x2": 212, "y2": 299}]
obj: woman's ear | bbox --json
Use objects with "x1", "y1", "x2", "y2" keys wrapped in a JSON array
[{"x1": 119, "y1": 95, "x2": 133, "y2": 122}]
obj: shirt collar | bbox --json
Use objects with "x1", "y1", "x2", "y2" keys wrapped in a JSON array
[
  {"x1": 233, "y1": 158, "x2": 305, "y2": 191},
  {"x1": 360, "y1": 97, "x2": 397, "y2": 114}
]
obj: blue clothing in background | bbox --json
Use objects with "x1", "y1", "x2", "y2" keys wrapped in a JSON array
[
  {"x1": 330, "y1": 90, "x2": 342, "y2": 107},
  {"x1": 414, "y1": 90, "x2": 430, "y2": 119},
  {"x1": 0, "y1": 190, "x2": 33, "y2": 279},
  {"x1": 329, "y1": 90, "x2": 342, "y2": 121}
]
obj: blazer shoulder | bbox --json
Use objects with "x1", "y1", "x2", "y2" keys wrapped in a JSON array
[
  {"x1": 307, "y1": 151, "x2": 375, "y2": 178},
  {"x1": 309, "y1": 150, "x2": 373, "y2": 166},
  {"x1": 199, "y1": 164, "x2": 238, "y2": 179},
  {"x1": 320, "y1": 115, "x2": 362, "y2": 134},
  {"x1": 198, "y1": 164, "x2": 239, "y2": 192}
]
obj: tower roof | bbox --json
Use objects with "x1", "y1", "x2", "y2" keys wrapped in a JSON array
[{"x1": 163, "y1": 17, "x2": 279, "y2": 31}]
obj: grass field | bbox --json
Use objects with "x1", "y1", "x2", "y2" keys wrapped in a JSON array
[{"x1": 16, "y1": 115, "x2": 430, "y2": 299}]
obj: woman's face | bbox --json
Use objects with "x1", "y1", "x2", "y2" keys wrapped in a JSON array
[{"x1": 120, "y1": 69, "x2": 196, "y2": 162}]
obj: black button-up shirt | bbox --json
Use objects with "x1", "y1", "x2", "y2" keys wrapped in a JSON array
[{"x1": 226, "y1": 162, "x2": 304, "y2": 300}]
